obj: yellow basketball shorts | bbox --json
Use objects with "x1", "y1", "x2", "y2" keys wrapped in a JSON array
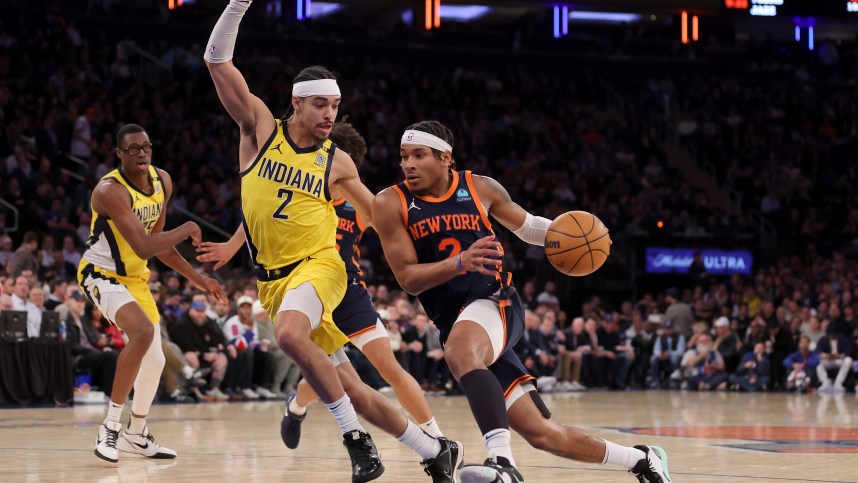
[
  {"x1": 78, "y1": 260, "x2": 160, "y2": 326},
  {"x1": 257, "y1": 248, "x2": 349, "y2": 355}
]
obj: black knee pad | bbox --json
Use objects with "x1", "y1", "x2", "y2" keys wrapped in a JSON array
[{"x1": 529, "y1": 390, "x2": 551, "y2": 419}]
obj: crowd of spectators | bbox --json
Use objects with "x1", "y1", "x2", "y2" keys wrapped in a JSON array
[{"x1": 2, "y1": 4, "x2": 858, "y2": 404}]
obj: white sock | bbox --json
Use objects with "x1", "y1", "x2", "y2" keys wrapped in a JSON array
[
  {"x1": 128, "y1": 415, "x2": 146, "y2": 435},
  {"x1": 397, "y1": 420, "x2": 442, "y2": 460},
  {"x1": 105, "y1": 400, "x2": 124, "y2": 424},
  {"x1": 326, "y1": 394, "x2": 364, "y2": 434},
  {"x1": 602, "y1": 440, "x2": 646, "y2": 470},
  {"x1": 420, "y1": 417, "x2": 444, "y2": 438},
  {"x1": 288, "y1": 397, "x2": 307, "y2": 417},
  {"x1": 485, "y1": 428, "x2": 515, "y2": 467}
]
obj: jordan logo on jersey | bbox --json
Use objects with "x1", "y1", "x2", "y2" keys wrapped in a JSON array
[
  {"x1": 409, "y1": 200, "x2": 421, "y2": 211},
  {"x1": 272, "y1": 142, "x2": 283, "y2": 154}
]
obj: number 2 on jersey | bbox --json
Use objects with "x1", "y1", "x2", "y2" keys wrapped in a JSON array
[
  {"x1": 273, "y1": 188, "x2": 293, "y2": 220},
  {"x1": 438, "y1": 237, "x2": 461, "y2": 259}
]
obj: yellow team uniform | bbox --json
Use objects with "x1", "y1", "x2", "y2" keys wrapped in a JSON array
[
  {"x1": 241, "y1": 119, "x2": 349, "y2": 355},
  {"x1": 78, "y1": 166, "x2": 164, "y2": 325}
]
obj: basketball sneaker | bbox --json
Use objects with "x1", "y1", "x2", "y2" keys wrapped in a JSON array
[
  {"x1": 630, "y1": 445, "x2": 671, "y2": 483},
  {"x1": 117, "y1": 425, "x2": 177, "y2": 459},
  {"x1": 280, "y1": 390, "x2": 305, "y2": 449},
  {"x1": 342, "y1": 430, "x2": 384, "y2": 483},
  {"x1": 421, "y1": 437, "x2": 462, "y2": 483},
  {"x1": 94, "y1": 421, "x2": 123, "y2": 463},
  {"x1": 459, "y1": 456, "x2": 524, "y2": 483}
]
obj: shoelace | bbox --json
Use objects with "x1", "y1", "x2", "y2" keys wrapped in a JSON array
[
  {"x1": 105, "y1": 426, "x2": 119, "y2": 449},
  {"x1": 346, "y1": 436, "x2": 377, "y2": 466}
]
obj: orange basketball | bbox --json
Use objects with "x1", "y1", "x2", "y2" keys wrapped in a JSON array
[{"x1": 544, "y1": 211, "x2": 611, "y2": 276}]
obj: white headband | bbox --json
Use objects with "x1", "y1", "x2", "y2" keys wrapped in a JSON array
[
  {"x1": 401, "y1": 130, "x2": 453, "y2": 153},
  {"x1": 292, "y1": 79, "x2": 341, "y2": 98}
]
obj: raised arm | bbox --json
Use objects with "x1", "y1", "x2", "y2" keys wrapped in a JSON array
[
  {"x1": 204, "y1": 1, "x2": 275, "y2": 155},
  {"x1": 91, "y1": 181, "x2": 197, "y2": 261},
  {"x1": 329, "y1": 148, "x2": 374, "y2": 226},
  {"x1": 372, "y1": 188, "x2": 501, "y2": 295},
  {"x1": 152, "y1": 170, "x2": 227, "y2": 302}
]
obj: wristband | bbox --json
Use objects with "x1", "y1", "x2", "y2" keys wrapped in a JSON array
[{"x1": 456, "y1": 253, "x2": 465, "y2": 271}]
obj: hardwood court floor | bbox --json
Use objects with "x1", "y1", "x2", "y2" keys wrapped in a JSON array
[{"x1": 1, "y1": 391, "x2": 857, "y2": 482}]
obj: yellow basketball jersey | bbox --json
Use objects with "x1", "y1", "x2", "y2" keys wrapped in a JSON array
[
  {"x1": 82, "y1": 165, "x2": 165, "y2": 279},
  {"x1": 240, "y1": 119, "x2": 338, "y2": 271}
]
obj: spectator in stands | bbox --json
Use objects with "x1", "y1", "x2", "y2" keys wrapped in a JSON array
[
  {"x1": 559, "y1": 317, "x2": 589, "y2": 391},
  {"x1": 581, "y1": 317, "x2": 610, "y2": 388},
  {"x1": 11, "y1": 275, "x2": 40, "y2": 338},
  {"x1": 169, "y1": 300, "x2": 231, "y2": 401},
  {"x1": 598, "y1": 314, "x2": 634, "y2": 390},
  {"x1": 254, "y1": 300, "x2": 299, "y2": 398},
  {"x1": 649, "y1": 320, "x2": 685, "y2": 389},
  {"x1": 665, "y1": 287, "x2": 694, "y2": 338},
  {"x1": 802, "y1": 316, "x2": 825, "y2": 350},
  {"x1": 520, "y1": 280, "x2": 538, "y2": 311},
  {"x1": 8, "y1": 231, "x2": 38, "y2": 278},
  {"x1": 517, "y1": 310, "x2": 556, "y2": 389},
  {"x1": 728, "y1": 342, "x2": 770, "y2": 392},
  {"x1": 815, "y1": 324, "x2": 854, "y2": 393},
  {"x1": 768, "y1": 319, "x2": 796, "y2": 391},
  {"x1": 783, "y1": 336, "x2": 820, "y2": 392},
  {"x1": 65, "y1": 292, "x2": 118, "y2": 396},
  {"x1": 681, "y1": 333, "x2": 728, "y2": 391},
  {"x1": 536, "y1": 280, "x2": 561, "y2": 311},
  {"x1": 0, "y1": 235, "x2": 14, "y2": 269},
  {"x1": 627, "y1": 312, "x2": 656, "y2": 389},
  {"x1": 713, "y1": 316, "x2": 742, "y2": 374},
  {"x1": 688, "y1": 251, "x2": 709, "y2": 289},
  {"x1": 44, "y1": 277, "x2": 67, "y2": 311},
  {"x1": 401, "y1": 313, "x2": 431, "y2": 386},
  {"x1": 222, "y1": 296, "x2": 276, "y2": 399},
  {"x1": 61, "y1": 236, "x2": 82, "y2": 273}
]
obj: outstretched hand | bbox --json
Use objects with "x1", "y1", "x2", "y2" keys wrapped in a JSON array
[
  {"x1": 196, "y1": 242, "x2": 236, "y2": 270},
  {"x1": 196, "y1": 275, "x2": 228, "y2": 303}
]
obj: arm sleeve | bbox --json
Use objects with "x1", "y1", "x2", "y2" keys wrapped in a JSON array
[{"x1": 511, "y1": 213, "x2": 552, "y2": 246}]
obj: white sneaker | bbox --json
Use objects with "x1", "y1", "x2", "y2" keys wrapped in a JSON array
[
  {"x1": 94, "y1": 421, "x2": 123, "y2": 463},
  {"x1": 555, "y1": 381, "x2": 574, "y2": 392},
  {"x1": 818, "y1": 382, "x2": 833, "y2": 394},
  {"x1": 537, "y1": 376, "x2": 557, "y2": 392},
  {"x1": 570, "y1": 381, "x2": 587, "y2": 391},
  {"x1": 242, "y1": 388, "x2": 260, "y2": 400},
  {"x1": 833, "y1": 384, "x2": 846, "y2": 394},
  {"x1": 630, "y1": 445, "x2": 672, "y2": 482},
  {"x1": 205, "y1": 388, "x2": 230, "y2": 401},
  {"x1": 117, "y1": 425, "x2": 177, "y2": 459},
  {"x1": 255, "y1": 387, "x2": 278, "y2": 399}
]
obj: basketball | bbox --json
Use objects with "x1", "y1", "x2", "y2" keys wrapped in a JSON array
[{"x1": 544, "y1": 211, "x2": 611, "y2": 276}]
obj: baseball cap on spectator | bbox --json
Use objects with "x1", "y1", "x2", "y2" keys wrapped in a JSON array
[
  {"x1": 665, "y1": 287, "x2": 681, "y2": 300},
  {"x1": 714, "y1": 317, "x2": 730, "y2": 328},
  {"x1": 237, "y1": 295, "x2": 254, "y2": 307},
  {"x1": 252, "y1": 300, "x2": 265, "y2": 316},
  {"x1": 826, "y1": 323, "x2": 838, "y2": 334},
  {"x1": 190, "y1": 300, "x2": 207, "y2": 311},
  {"x1": 70, "y1": 290, "x2": 86, "y2": 301}
]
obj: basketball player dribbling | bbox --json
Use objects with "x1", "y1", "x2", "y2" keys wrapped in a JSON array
[
  {"x1": 79, "y1": 123, "x2": 228, "y2": 463},
  {"x1": 373, "y1": 120, "x2": 672, "y2": 483},
  {"x1": 204, "y1": 3, "x2": 456, "y2": 481},
  {"x1": 195, "y1": 123, "x2": 458, "y2": 480},
  {"x1": 196, "y1": 123, "x2": 446, "y2": 442}
]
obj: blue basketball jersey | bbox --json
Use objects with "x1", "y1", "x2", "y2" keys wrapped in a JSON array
[
  {"x1": 333, "y1": 198, "x2": 366, "y2": 285},
  {"x1": 392, "y1": 170, "x2": 505, "y2": 338}
]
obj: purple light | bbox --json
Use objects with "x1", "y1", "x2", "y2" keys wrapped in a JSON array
[
  {"x1": 808, "y1": 26, "x2": 814, "y2": 50},
  {"x1": 297, "y1": 0, "x2": 304, "y2": 20},
  {"x1": 305, "y1": 0, "x2": 312, "y2": 18},
  {"x1": 554, "y1": 6, "x2": 560, "y2": 38},
  {"x1": 561, "y1": 6, "x2": 568, "y2": 35},
  {"x1": 795, "y1": 25, "x2": 800, "y2": 41}
]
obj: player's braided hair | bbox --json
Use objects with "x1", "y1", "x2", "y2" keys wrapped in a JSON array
[
  {"x1": 283, "y1": 65, "x2": 337, "y2": 120},
  {"x1": 405, "y1": 120, "x2": 457, "y2": 170}
]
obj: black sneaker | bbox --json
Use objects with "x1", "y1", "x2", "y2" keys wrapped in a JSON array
[
  {"x1": 421, "y1": 438, "x2": 462, "y2": 483},
  {"x1": 342, "y1": 430, "x2": 384, "y2": 483},
  {"x1": 280, "y1": 390, "x2": 306, "y2": 449},
  {"x1": 630, "y1": 445, "x2": 672, "y2": 483},
  {"x1": 459, "y1": 456, "x2": 524, "y2": 483}
]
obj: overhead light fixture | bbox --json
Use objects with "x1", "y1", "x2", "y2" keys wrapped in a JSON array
[
  {"x1": 439, "y1": 5, "x2": 491, "y2": 21},
  {"x1": 310, "y1": 2, "x2": 342, "y2": 18},
  {"x1": 568, "y1": 11, "x2": 641, "y2": 23}
]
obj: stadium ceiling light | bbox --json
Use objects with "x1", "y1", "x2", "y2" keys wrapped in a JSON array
[
  {"x1": 310, "y1": 2, "x2": 342, "y2": 18},
  {"x1": 568, "y1": 11, "x2": 641, "y2": 23},
  {"x1": 439, "y1": 5, "x2": 491, "y2": 21}
]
